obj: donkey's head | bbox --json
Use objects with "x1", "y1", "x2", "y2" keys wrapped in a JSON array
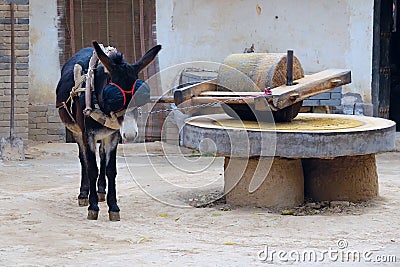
[{"x1": 93, "y1": 41, "x2": 161, "y2": 142}]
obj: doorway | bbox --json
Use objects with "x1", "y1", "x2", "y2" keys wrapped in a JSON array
[
  {"x1": 372, "y1": 0, "x2": 400, "y2": 130},
  {"x1": 57, "y1": 0, "x2": 163, "y2": 142},
  {"x1": 57, "y1": 0, "x2": 158, "y2": 81},
  {"x1": 389, "y1": 0, "x2": 400, "y2": 130}
]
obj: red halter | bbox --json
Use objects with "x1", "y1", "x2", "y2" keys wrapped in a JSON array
[{"x1": 108, "y1": 80, "x2": 137, "y2": 112}]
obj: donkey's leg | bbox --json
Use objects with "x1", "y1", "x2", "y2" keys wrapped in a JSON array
[
  {"x1": 86, "y1": 135, "x2": 100, "y2": 220},
  {"x1": 104, "y1": 132, "x2": 121, "y2": 221},
  {"x1": 75, "y1": 134, "x2": 89, "y2": 206},
  {"x1": 97, "y1": 141, "x2": 107, "y2": 202}
]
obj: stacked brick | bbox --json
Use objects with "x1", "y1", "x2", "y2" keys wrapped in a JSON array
[
  {"x1": 302, "y1": 87, "x2": 342, "y2": 107},
  {"x1": 28, "y1": 104, "x2": 65, "y2": 142},
  {"x1": 0, "y1": 0, "x2": 29, "y2": 141}
]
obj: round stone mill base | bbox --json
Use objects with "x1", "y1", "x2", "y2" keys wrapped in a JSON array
[
  {"x1": 183, "y1": 113, "x2": 396, "y2": 208},
  {"x1": 302, "y1": 154, "x2": 379, "y2": 202},
  {"x1": 224, "y1": 157, "x2": 304, "y2": 208}
]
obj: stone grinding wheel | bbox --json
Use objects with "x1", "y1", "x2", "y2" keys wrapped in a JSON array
[{"x1": 217, "y1": 53, "x2": 304, "y2": 122}]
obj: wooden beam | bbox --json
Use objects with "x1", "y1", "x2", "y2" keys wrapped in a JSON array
[
  {"x1": 149, "y1": 95, "x2": 174, "y2": 103},
  {"x1": 199, "y1": 91, "x2": 263, "y2": 97},
  {"x1": 171, "y1": 69, "x2": 351, "y2": 112},
  {"x1": 270, "y1": 69, "x2": 351, "y2": 109},
  {"x1": 191, "y1": 96, "x2": 255, "y2": 105},
  {"x1": 173, "y1": 79, "x2": 217, "y2": 105}
]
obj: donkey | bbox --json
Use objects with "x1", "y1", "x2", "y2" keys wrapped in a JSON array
[{"x1": 56, "y1": 41, "x2": 161, "y2": 221}]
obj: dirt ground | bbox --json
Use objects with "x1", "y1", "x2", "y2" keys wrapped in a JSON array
[{"x1": 0, "y1": 141, "x2": 399, "y2": 266}]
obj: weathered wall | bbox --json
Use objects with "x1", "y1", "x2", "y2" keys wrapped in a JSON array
[
  {"x1": 29, "y1": 0, "x2": 64, "y2": 142},
  {"x1": 29, "y1": 0, "x2": 59, "y2": 104},
  {"x1": 0, "y1": 0, "x2": 29, "y2": 142},
  {"x1": 156, "y1": 0, "x2": 374, "y2": 104}
]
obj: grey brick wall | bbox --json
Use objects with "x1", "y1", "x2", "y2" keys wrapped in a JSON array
[
  {"x1": 0, "y1": 0, "x2": 29, "y2": 142},
  {"x1": 28, "y1": 104, "x2": 65, "y2": 142},
  {"x1": 302, "y1": 87, "x2": 342, "y2": 107}
]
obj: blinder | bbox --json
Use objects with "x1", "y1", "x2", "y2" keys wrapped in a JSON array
[{"x1": 101, "y1": 79, "x2": 150, "y2": 115}]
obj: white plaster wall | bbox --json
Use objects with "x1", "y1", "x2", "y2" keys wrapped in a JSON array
[
  {"x1": 29, "y1": 0, "x2": 60, "y2": 104},
  {"x1": 156, "y1": 0, "x2": 374, "y2": 102},
  {"x1": 346, "y1": 1, "x2": 374, "y2": 102}
]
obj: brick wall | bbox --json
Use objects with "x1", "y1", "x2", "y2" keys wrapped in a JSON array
[
  {"x1": 0, "y1": 0, "x2": 29, "y2": 142},
  {"x1": 28, "y1": 104, "x2": 65, "y2": 142},
  {"x1": 302, "y1": 87, "x2": 342, "y2": 107}
]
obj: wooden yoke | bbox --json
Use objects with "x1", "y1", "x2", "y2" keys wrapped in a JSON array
[
  {"x1": 174, "y1": 79, "x2": 218, "y2": 106},
  {"x1": 170, "y1": 69, "x2": 351, "y2": 121},
  {"x1": 173, "y1": 79, "x2": 218, "y2": 114},
  {"x1": 268, "y1": 69, "x2": 351, "y2": 110}
]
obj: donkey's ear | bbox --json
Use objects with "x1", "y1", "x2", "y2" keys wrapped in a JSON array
[
  {"x1": 134, "y1": 45, "x2": 162, "y2": 73},
  {"x1": 93, "y1": 41, "x2": 114, "y2": 72}
]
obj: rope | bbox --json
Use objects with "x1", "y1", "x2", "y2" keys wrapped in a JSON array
[{"x1": 60, "y1": 75, "x2": 86, "y2": 115}]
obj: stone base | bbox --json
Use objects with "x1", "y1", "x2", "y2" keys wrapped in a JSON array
[
  {"x1": 224, "y1": 157, "x2": 304, "y2": 208},
  {"x1": 302, "y1": 154, "x2": 378, "y2": 202}
]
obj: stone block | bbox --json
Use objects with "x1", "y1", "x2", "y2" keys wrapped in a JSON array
[
  {"x1": 14, "y1": 100, "x2": 27, "y2": 108},
  {"x1": 302, "y1": 99, "x2": 321, "y2": 107},
  {"x1": 319, "y1": 99, "x2": 341, "y2": 106},
  {"x1": 29, "y1": 129, "x2": 44, "y2": 135},
  {"x1": 0, "y1": 120, "x2": 9, "y2": 127},
  {"x1": 29, "y1": 105, "x2": 48, "y2": 112},
  {"x1": 15, "y1": 43, "x2": 28, "y2": 50},
  {"x1": 46, "y1": 123, "x2": 64, "y2": 130},
  {"x1": 13, "y1": 126, "x2": 28, "y2": 133},
  {"x1": 15, "y1": 75, "x2": 28, "y2": 83},
  {"x1": 47, "y1": 116, "x2": 61, "y2": 123},
  {"x1": 16, "y1": 5, "x2": 29, "y2": 12},
  {"x1": 33, "y1": 134, "x2": 49, "y2": 142},
  {"x1": 14, "y1": 113, "x2": 27, "y2": 120},
  {"x1": 35, "y1": 122, "x2": 48, "y2": 129},
  {"x1": 308, "y1": 92, "x2": 331, "y2": 100},
  {"x1": 329, "y1": 86, "x2": 342, "y2": 93},
  {"x1": 14, "y1": 120, "x2": 28, "y2": 127},
  {"x1": 15, "y1": 63, "x2": 28, "y2": 69},
  {"x1": 47, "y1": 128, "x2": 65, "y2": 135},
  {"x1": 16, "y1": 69, "x2": 28, "y2": 76},
  {"x1": 330, "y1": 92, "x2": 342, "y2": 99},
  {"x1": 46, "y1": 108, "x2": 60, "y2": 117},
  {"x1": 36, "y1": 112, "x2": 46, "y2": 117},
  {"x1": 31, "y1": 116, "x2": 46, "y2": 123},
  {"x1": 47, "y1": 135, "x2": 65, "y2": 142}
]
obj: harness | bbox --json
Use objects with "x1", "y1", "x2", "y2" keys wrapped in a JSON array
[{"x1": 57, "y1": 45, "x2": 134, "y2": 130}]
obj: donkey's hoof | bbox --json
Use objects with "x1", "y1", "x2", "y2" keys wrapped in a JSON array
[
  {"x1": 78, "y1": 198, "x2": 89, "y2": 207},
  {"x1": 109, "y1": 211, "x2": 120, "y2": 221},
  {"x1": 87, "y1": 210, "x2": 99, "y2": 220},
  {"x1": 97, "y1": 192, "x2": 106, "y2": 202}
]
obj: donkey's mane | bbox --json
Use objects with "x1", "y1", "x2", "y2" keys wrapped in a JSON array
[{"x1": 109, "y1": 52, "x2": 124, "y2": 65}]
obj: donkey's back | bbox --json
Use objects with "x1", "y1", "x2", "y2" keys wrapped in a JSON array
[{"x1": 56, "y1": 47, "x2": 94, "y2": 105}]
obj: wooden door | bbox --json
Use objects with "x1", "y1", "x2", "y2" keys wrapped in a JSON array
[
  {"x1": 57, "y1": 0, "x2": 162, "y2": 142},
  {"x1": 57, "y1": 0, "x2": 159, "y2": 82},
  {"x1": 372, "y1": 0, "x2": 394, "y2": 118}
]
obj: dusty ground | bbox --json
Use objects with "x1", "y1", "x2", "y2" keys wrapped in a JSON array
[{"x1": 0, "y1": 141, "x2": 399, "y2": 266}]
